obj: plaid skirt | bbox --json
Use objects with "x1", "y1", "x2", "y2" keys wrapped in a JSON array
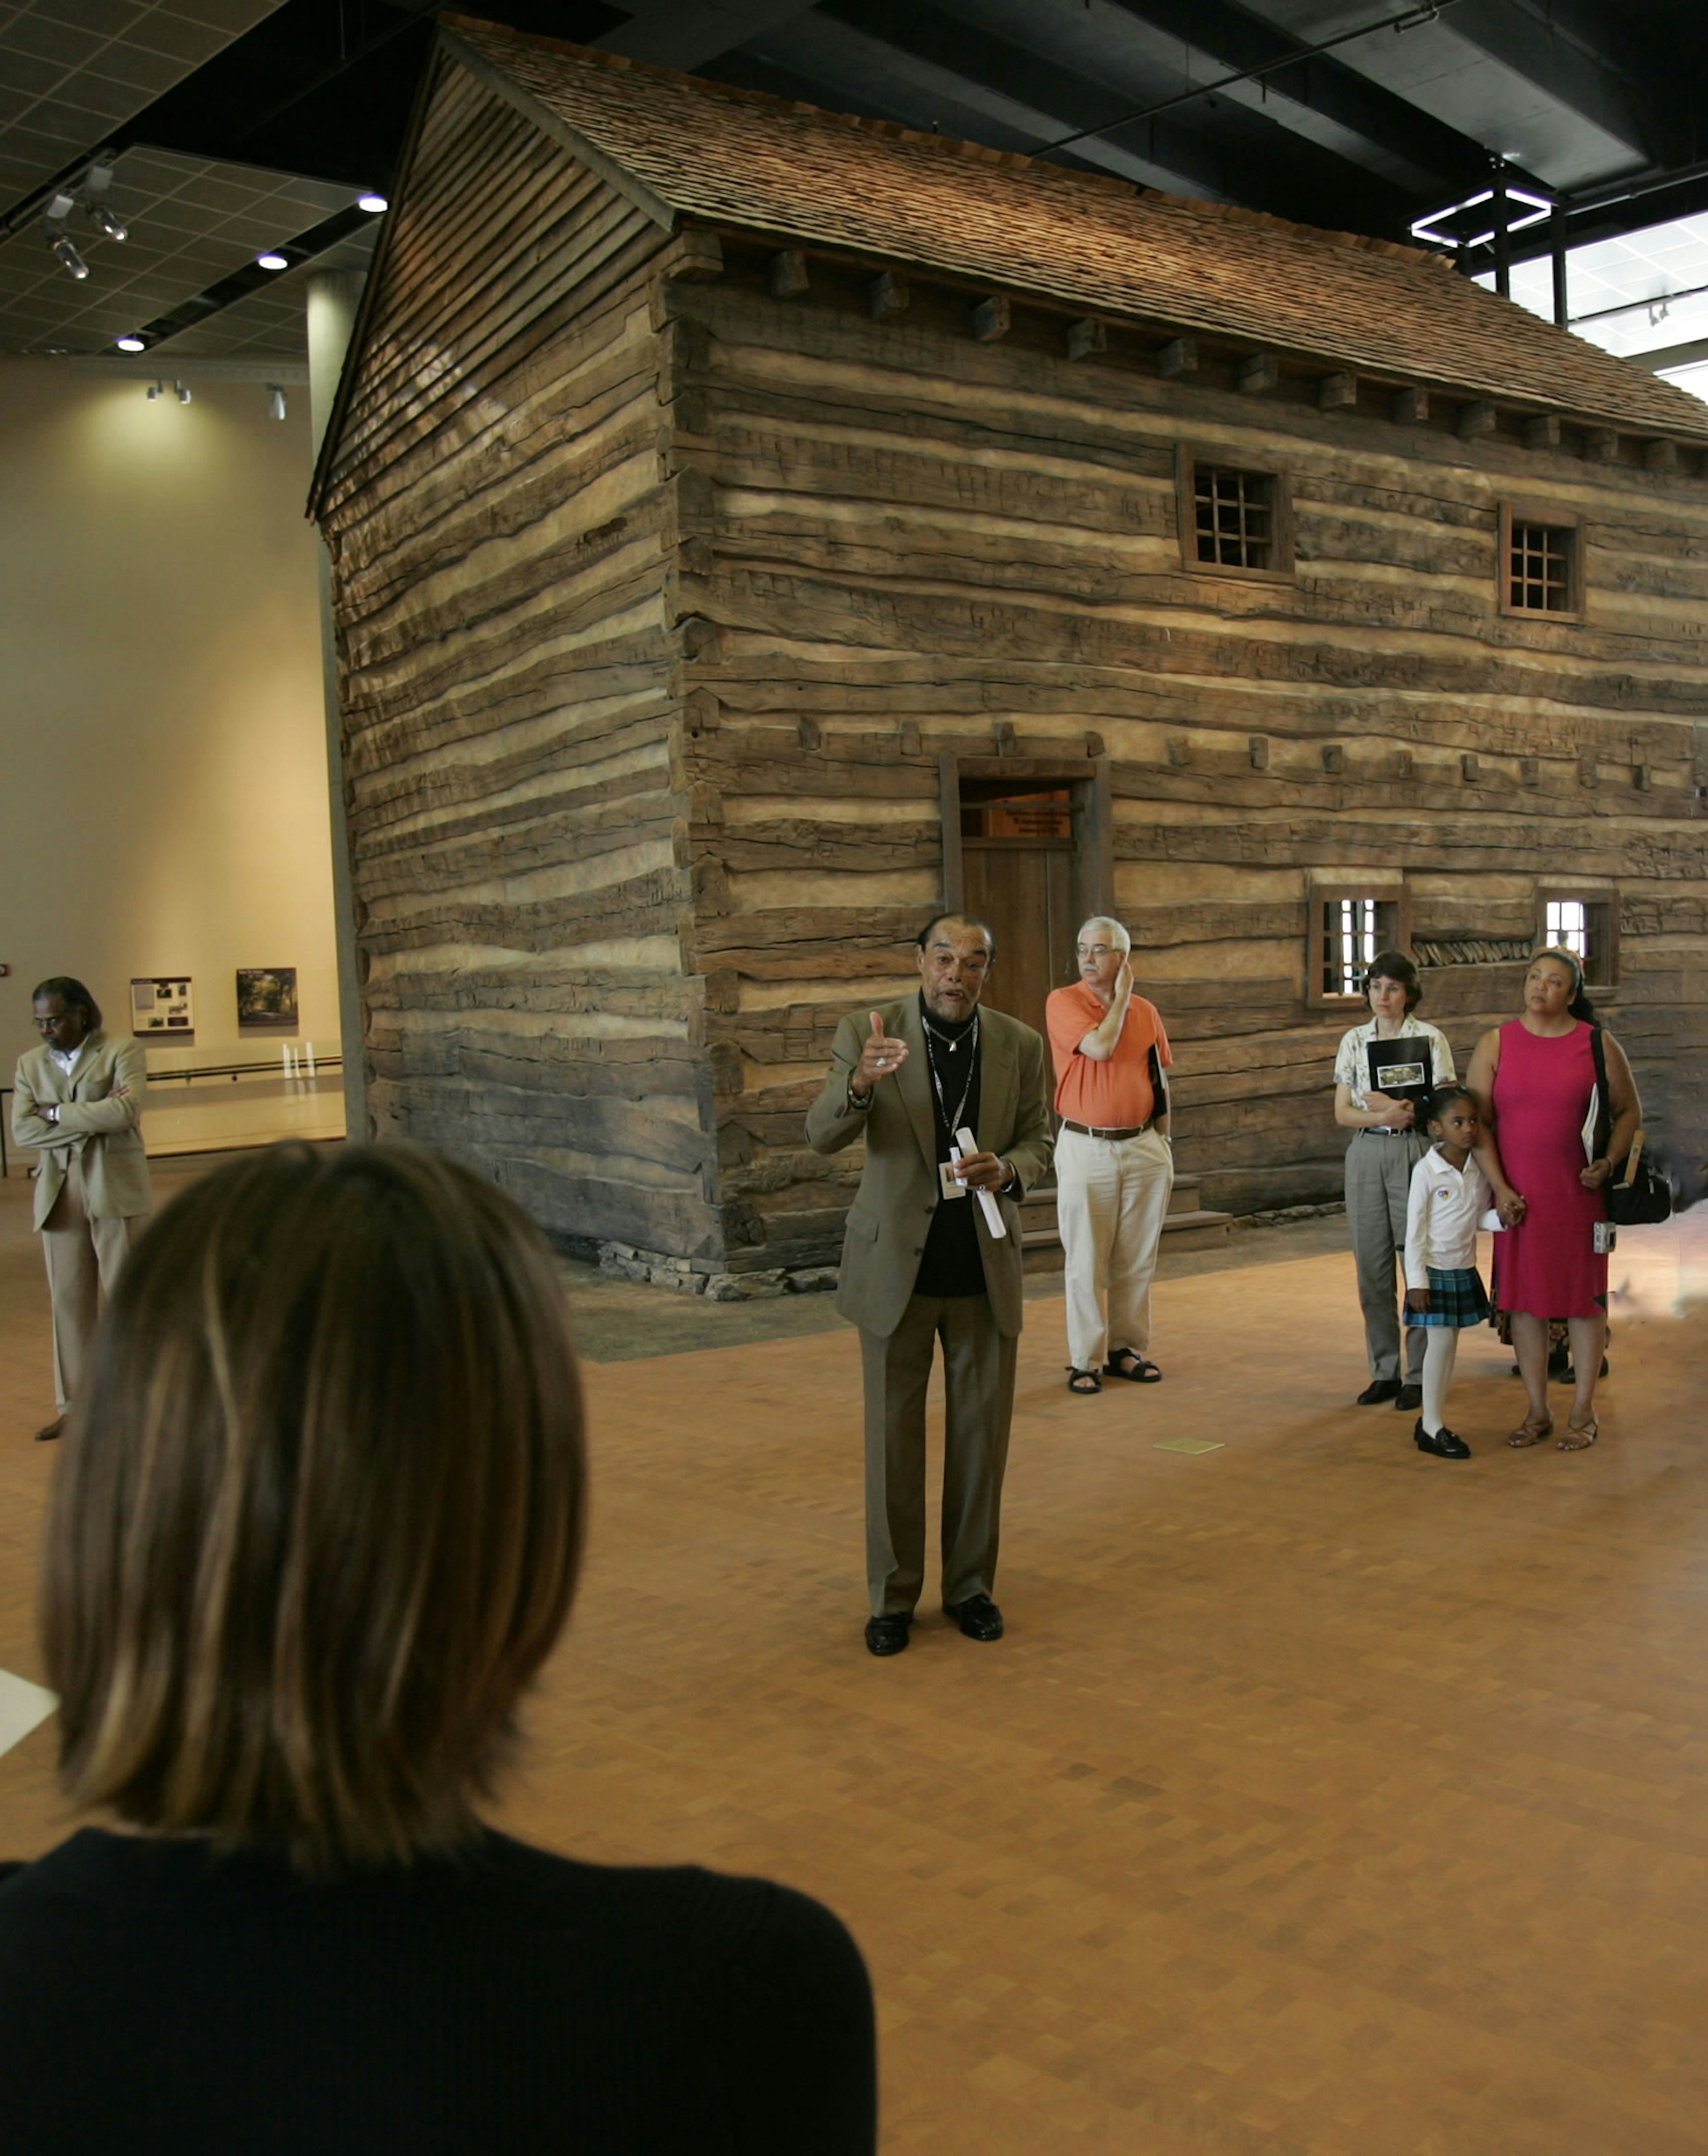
[{"x1": 1414, "y1": 1265, "x2": 1490, "y2": 1329}]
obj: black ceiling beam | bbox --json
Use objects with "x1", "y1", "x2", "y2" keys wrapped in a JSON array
[
  {"x1": 1099, "y1": 0, "x2": 1501, "y2": 197},
  {"x1": 1442, "y1": 0, "x2": 1682, "y2": 167},
  {"x1": 810, "y1": 0, "x2": 1419, "y2": 237}
]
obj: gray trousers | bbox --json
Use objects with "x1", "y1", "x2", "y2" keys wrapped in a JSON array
[
  {"x1": 1344, "y1": 1129, "x2": 1429, "y2": 1382},
  {"x1": 859, "y1": 1293, "x2": 1017, "y2": 1618},
  {"x1": 41, "y1": 1158, "x2": 142, "y2": 1414}
]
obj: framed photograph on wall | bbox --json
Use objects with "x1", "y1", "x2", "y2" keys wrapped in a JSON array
[
  {"x1": 131, "y1": 976, "x2": 194, "y2": 1045},
  {"x1": 236, "y1": 966, "x2": 299, "y2": 1033}
]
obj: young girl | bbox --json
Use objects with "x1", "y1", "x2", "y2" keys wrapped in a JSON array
[{"x1": 1402, "y1": 1085, "x2": 1493, "y2": 1459}]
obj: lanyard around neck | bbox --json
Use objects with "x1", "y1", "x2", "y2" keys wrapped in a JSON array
[{"x1": 923, "y1": 1012, "x2": 978, "y2": 1143}]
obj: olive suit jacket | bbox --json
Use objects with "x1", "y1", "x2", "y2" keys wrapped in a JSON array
[
  {"x1": 806, "y1": 999, "x2": 1054, "y2": 1340},
  {"x1": 12, "y1": 1032, "x2": 152, "y2": 1231}
]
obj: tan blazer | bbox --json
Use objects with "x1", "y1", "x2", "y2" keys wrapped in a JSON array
[
  {"x1": 806, "y1": 998, "x2": 1054, "y2": 1340},
  {"x1": 12, "y1": 1031, "x2": 152, "y2": 1230}
]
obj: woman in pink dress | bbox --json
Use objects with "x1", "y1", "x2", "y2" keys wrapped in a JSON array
[{"x1": 1465, "y1": 948, "x2": 1641, "y2": 1452}]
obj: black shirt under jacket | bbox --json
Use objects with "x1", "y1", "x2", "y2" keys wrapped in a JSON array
[{"x1": 912, "y1": 993, "x2": 987, "y2": 1300}]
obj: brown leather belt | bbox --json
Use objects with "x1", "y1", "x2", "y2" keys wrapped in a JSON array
[{"x1": 1061, "y1": 1118, "x2": 1150, "y2": 1140}]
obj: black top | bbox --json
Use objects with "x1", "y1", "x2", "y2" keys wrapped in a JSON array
[
  {"x1": 912, "y1": 995, "x2": 986, "y2": 1299},
  {"x1": 0, "y1": 1828, "x2": 875, "y2": 2156}
]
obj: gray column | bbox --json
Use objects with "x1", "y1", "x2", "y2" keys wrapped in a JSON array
[{"x1": 306, "y1": 270, "x2": 369, "y2": 1143}]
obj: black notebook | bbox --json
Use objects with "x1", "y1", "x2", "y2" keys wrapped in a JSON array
[{"x1": 1366, "y1": 1035, "x2": 1434, "y2": 1108}]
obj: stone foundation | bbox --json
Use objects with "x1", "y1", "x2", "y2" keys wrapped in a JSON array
[{"x1": 598, "y1": 1242, "x2": 840, "y2": 1302}]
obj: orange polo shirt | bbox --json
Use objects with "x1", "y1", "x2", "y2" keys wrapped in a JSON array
[{"x1": 1045, "y1": 982, "x2": 1172, "y2": 1127}]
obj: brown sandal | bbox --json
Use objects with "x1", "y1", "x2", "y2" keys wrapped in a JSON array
[
  {"x1": 1507, "y1": 1412, "x2": 1555, "y2": 1448},
  {"x1": 1558, "y1": 1417, "x2": 1599, "y2": 1452}
]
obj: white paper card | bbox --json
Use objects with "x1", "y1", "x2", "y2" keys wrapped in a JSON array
[{"x1": 0, "y1": 1667, "x2": 57, "y2": 1760}]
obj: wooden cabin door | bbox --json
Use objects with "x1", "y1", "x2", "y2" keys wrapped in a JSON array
[
  {"x1": 959, "y1": 784, "x2": 1080, "y2": 1042},
  {"x1": 962, "y1": 834, "x2": 1076, "y2": 1041}
]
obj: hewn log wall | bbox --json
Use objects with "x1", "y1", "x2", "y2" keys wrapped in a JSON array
[
  {"x1": 668, "y1": 244, "x2": 1708, "y2": 1249},
  {"x1": 316, "y1": 73, "x2": 724, "y2": 1255}
]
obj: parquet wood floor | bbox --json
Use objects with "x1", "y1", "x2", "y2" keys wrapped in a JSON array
[{"x1": 2, "y1": 1165, "x2": 1705, "y2": 2153}]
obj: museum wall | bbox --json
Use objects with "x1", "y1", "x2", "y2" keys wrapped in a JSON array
[{"x1": 0, "y1": 358, "x2": 342, "y2": 1073}]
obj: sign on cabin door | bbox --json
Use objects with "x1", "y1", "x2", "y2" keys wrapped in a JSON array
[{"x1": 959, "y1": 783, "x2": 1080, "y2": 1042}]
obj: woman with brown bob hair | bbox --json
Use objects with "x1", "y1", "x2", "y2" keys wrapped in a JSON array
[{"x1": 0, "y1": 1142, "x2": 875, "y2": 2154}]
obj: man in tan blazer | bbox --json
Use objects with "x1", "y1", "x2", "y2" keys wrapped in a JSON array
[
  {"x1": 807, "y1": 915, "x2": 1053, "y2": 1657},
  {"x1": 12, "y1": 976, "x2": 152, "y2": 1441}
]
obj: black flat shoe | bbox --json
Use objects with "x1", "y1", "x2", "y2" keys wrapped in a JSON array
[
  {"x1": 1356, "y1": 1380, "x2": 1402, "y2": 1405},
  {"x1": 943, "y1": 1594, "x2": 1004, "y2": 1641},
  {"x1": 1394, "y1": 1383, "x2": 1423, "y2": 1412},
  {"x1": 864, "y1": 1613, "x2": 912, "y2": 1657},
  {"x1": 35, "y1": 1417, "x2": 64, "y2": 1444},
  {"x1": 1414, "y1": 1420, "x2": 1471, "y2": 1459}
]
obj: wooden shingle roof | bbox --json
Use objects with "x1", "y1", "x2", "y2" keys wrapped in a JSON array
[{"x1": 443, "y1": 14, "x2": 1708, "y2": 447}]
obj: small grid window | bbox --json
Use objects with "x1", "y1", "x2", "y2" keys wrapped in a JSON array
[
  {"x1": 1509, "y1": 520, "x2": 1574, "y2": 612},
  {"x1": 1307, "y1": 882, "x2": 1407, "y2": 1009},
  {"x1": 1195, "y1": 465, "x2": 1275, "y2": 570},
  {"x1": 1545, "y1": 896, "x2": 1590, "y2": 968},
  {"x1": 1537, "y1": 890, "x2": 1615, "y2": 988},
  {"x1": 1323, "y1": 896, "x2": 1379, "y2": 999}
]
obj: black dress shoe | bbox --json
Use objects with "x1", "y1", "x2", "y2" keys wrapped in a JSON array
[
  {"x1": 1414, "y1": 1420, "x2": 1471, "y2": 1459},
  {"x1": 1394, "y1": 1383, "x2": 1423, "y2": 1412},
  {"x1": 1356, "y1": 1379, "x2": 1402, "y2": 1405},
  {"x1": 864, "y1": 1613, "x2": 912, "y2": 1657},
  {"x1": 943, "y1": 1594, "x2": 1004, "y2": 1641},
  {"x1": 35, "y1": 1417, "x2": 64, "y2": 1444}
]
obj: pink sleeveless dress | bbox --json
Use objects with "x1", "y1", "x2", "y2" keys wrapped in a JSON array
[{"x1": 1490, "y1": 1020, "x2": 1606, "y2": 1319}]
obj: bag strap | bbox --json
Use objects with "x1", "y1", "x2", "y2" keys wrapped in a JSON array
[{"x1": 1588, "y1": 1024, "x2": 1612, "y2": 1164}]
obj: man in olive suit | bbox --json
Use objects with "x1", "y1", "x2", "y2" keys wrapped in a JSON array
[
  {"x1": 12, "y1": 976, "x2": 151, "y2": 1441},
  {"x1": 807, "y1": 915, "x2": 1052, "y2": 1657}
]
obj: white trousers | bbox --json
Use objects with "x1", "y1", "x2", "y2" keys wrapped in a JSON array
[{"x1": 1056, "y1": 1125, "x2": 1174, "y2": 1371}]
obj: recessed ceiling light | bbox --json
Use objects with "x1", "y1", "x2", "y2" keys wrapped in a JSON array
[
  {"x1": 116, "y1": 334, "x2": 145, "y2": 352},
  {"x1": 357, "y1": 192, "x2": 388, "y2": 213},
  {"x1": 257, "y1": 252, "x2": 289, "y2": 271}
]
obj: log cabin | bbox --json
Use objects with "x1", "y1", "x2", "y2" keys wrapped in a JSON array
[{"x1": 310, "y1": 15, "x2": 1708, "y2": 1295}]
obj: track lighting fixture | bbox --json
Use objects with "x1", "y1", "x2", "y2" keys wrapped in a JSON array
[
  {"x1": 146, "y1": 381, "x2": 163, "y2": 401},
  {"x1": 50, "y1": 232, "x2": 90, "y2": 278},
  {"x1": 175, "y1": 381, "x2": 192, "y2": 405},
  {"x1": 43, "y1": 192, "x2": 88, "y2": 279},
  {"x1": 266, "y1": 384, "x2": 287, "y2": 421},
  {"x1": 82, "y1": 160, "x2": 127, "y2": 243}
]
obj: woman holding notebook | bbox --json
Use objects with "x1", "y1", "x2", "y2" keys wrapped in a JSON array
[{"x1": 1331, "y1": 951, "x2": 1457, "y2": 1413}]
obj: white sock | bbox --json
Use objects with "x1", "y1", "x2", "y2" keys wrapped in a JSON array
[{"x1": 1421, "y1": 1329, "x2": 1458, "y2": 1436}]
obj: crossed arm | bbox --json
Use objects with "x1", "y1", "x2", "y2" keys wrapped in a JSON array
[{"x1": 12, "y1": 1042, "x2": 147, "y2": 1151}]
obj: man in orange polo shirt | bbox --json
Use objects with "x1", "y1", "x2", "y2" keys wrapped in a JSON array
[{"x1": 1044, "y1": 918, "x2": 1174, "y2": 1395}]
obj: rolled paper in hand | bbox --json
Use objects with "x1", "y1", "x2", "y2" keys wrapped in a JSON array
[{"x1": 953, "y1": 1127, "x2": 1007, "y2": 1240}]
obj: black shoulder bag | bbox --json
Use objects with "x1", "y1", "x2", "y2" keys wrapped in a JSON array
[{"x1": 1588, "y1": 1027, "x2": 1672, "y2": 1227}]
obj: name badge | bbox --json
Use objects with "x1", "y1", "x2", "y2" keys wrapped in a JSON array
[{"x1": 939, "y1": 1160, "x2": 968, "y2": 1200}]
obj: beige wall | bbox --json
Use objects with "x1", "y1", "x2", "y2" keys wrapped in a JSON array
[{"x1": 0, "y1": 359, "x2": 340, "y2": 1070}]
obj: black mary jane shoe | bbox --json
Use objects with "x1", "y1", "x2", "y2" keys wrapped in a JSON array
[
  {"x1": 863, "y1": 1613, "x2": 912, "y2": 1657},
  {"x1": 1414, "y1": 1420, "x2": 1471, "y2": 1460},
  {"x1": 1356, "y1": 1379, "x2": 1402, "y2": 1406},
  {"x1": 943, "y1": 1594, "x2": 1004, "y2": 1642}
]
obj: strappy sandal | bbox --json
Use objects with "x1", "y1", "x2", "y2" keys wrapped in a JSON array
[
  {"x1": 1558, "y1": 1417, "x2": 1599, "y2": 1452},
  {"x1": 1066, "y1": 1367, "x2": 1102, "y2": 1396},
  {"x1": 1507, "y1": 1412, "x2": 1554, "y2": 1448},
  {"x1": 1104, "y1": 1349, "x2": 1163, "y2": 1384}
]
